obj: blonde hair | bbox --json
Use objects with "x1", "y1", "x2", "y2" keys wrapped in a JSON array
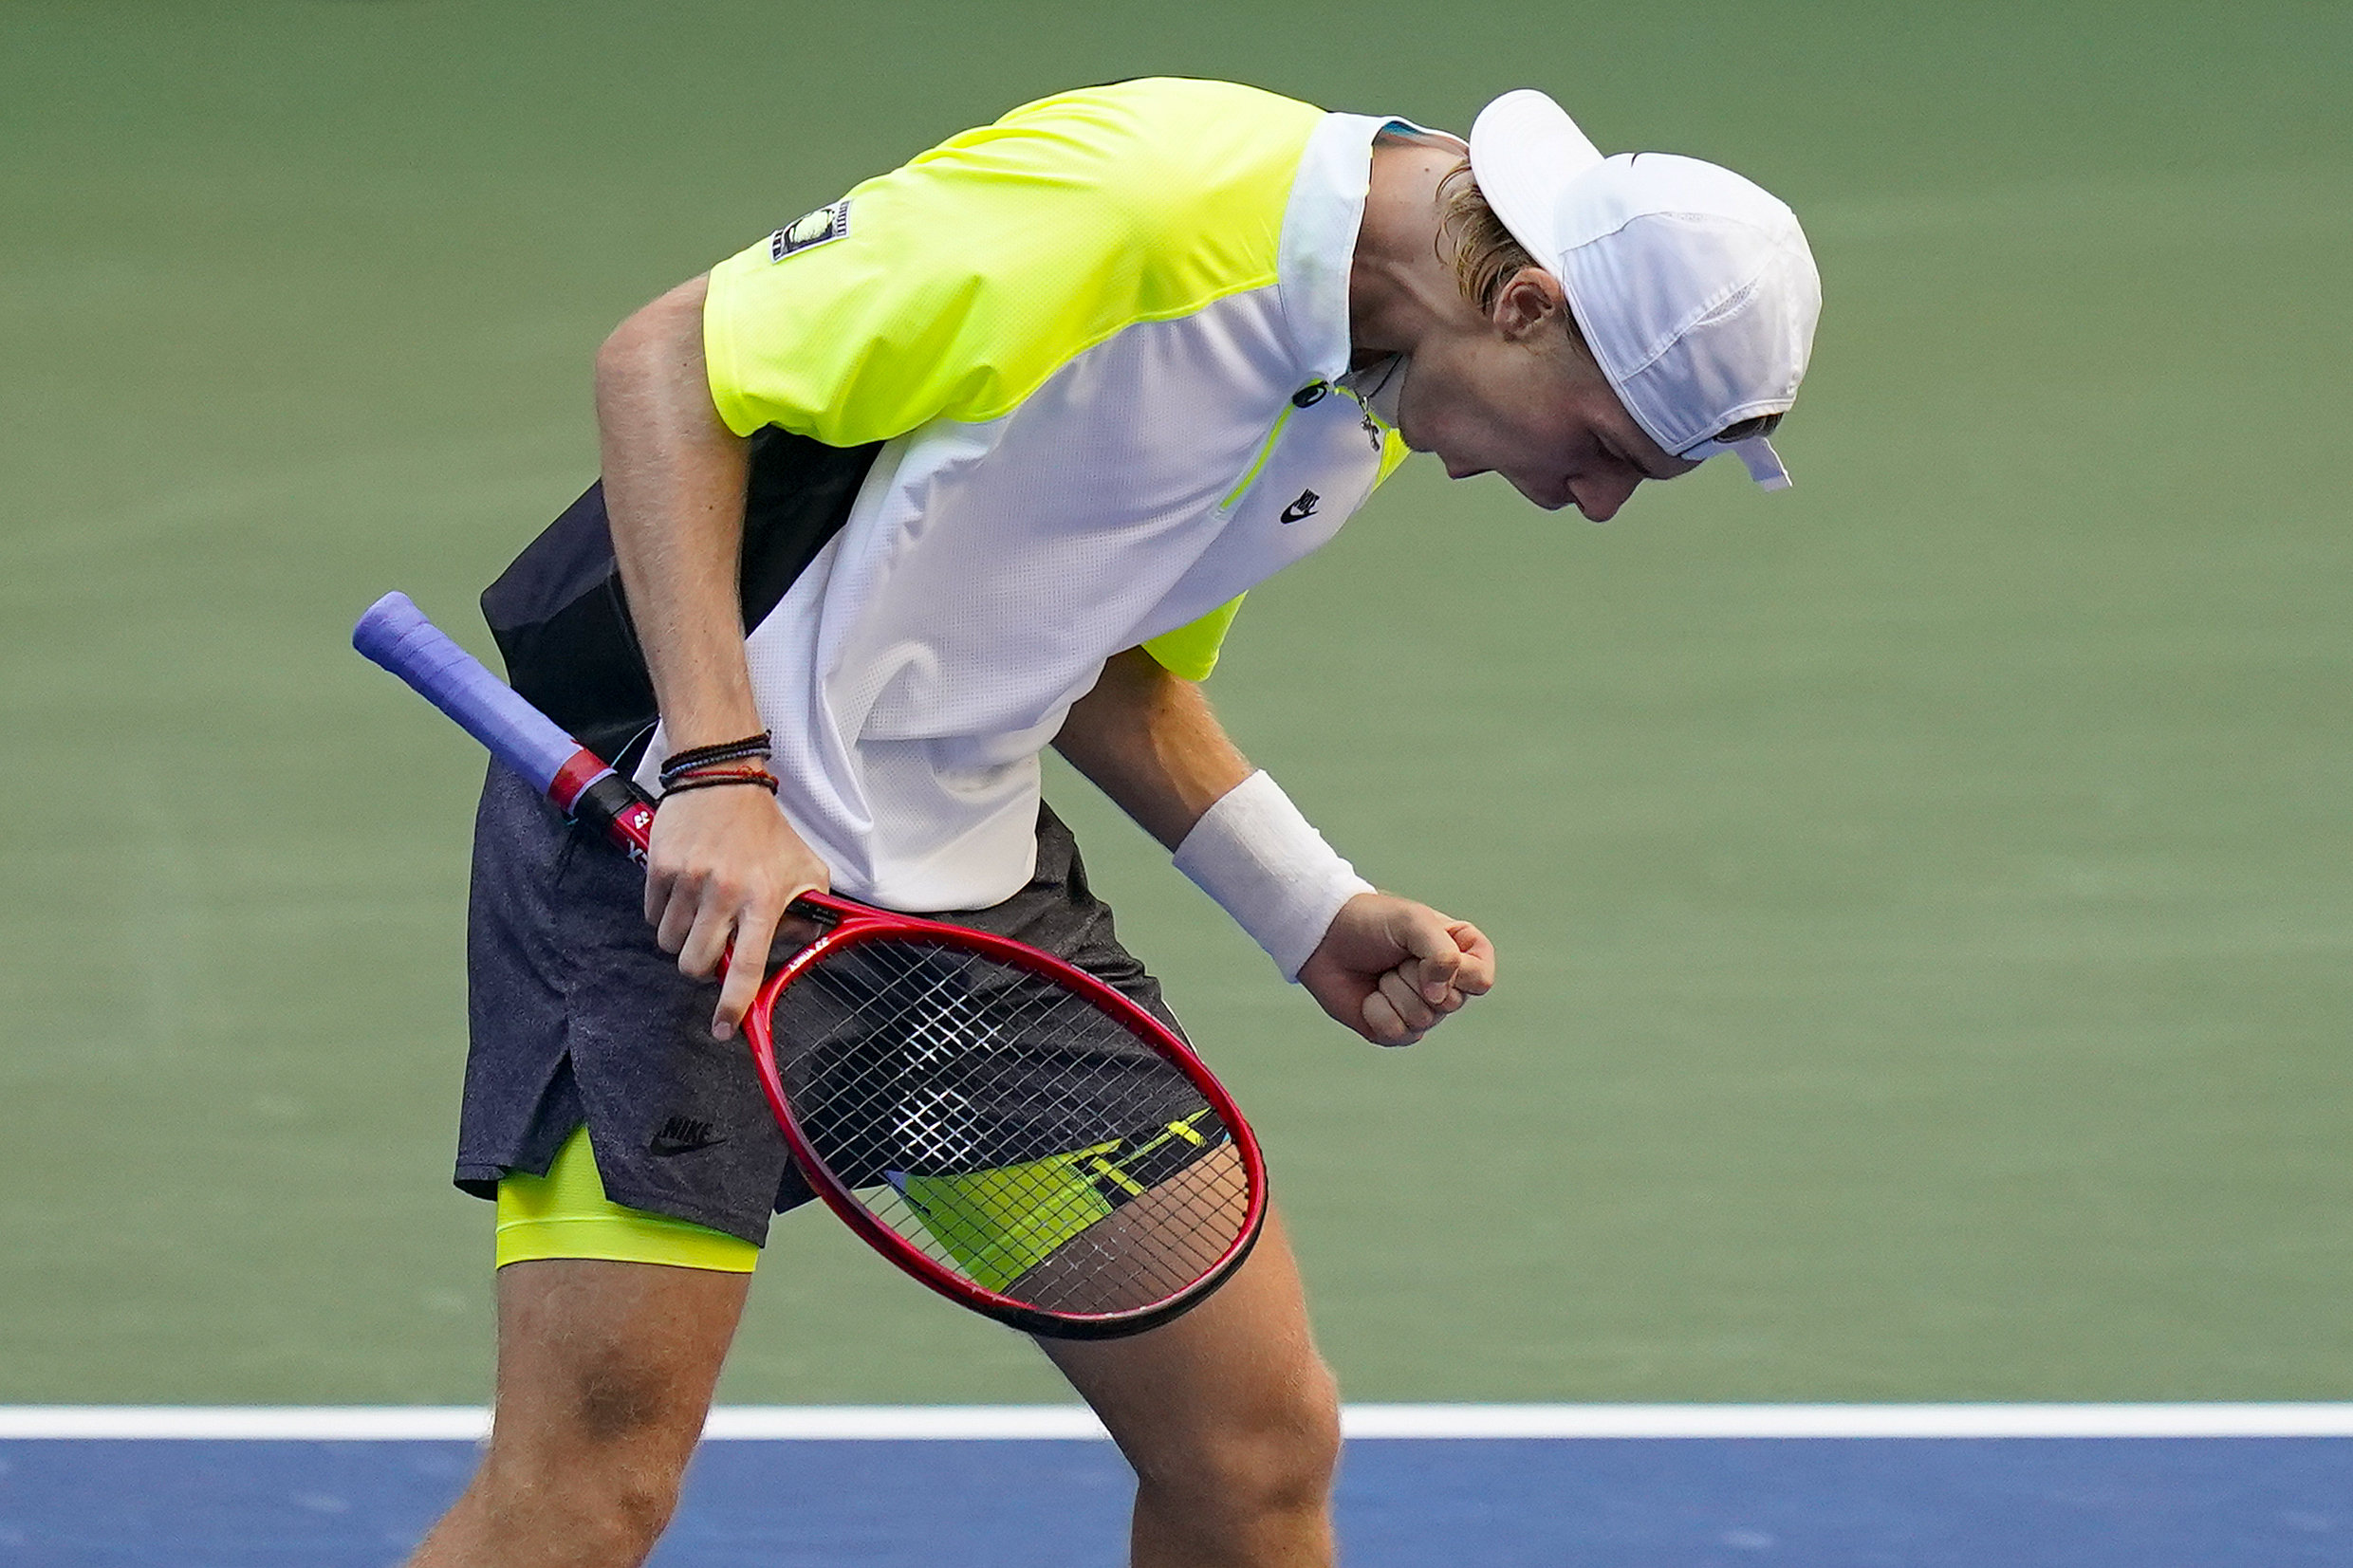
[{"x1": 1436, "y1": 158, "x2": 1587, "y2": 351}]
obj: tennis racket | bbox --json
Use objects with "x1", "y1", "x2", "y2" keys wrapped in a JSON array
[{"x1": 354, "y1": 591, "x2": 1267, "y2": 1339}]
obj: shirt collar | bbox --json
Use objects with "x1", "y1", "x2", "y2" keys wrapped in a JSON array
[{"x1": 1278, "y1": 112, "x2": 1442, "y2": 385}]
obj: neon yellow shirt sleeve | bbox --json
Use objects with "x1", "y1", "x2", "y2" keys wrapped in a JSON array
[{"x1": 702, "y1": 80, "x2": 1324, "y2": 444}]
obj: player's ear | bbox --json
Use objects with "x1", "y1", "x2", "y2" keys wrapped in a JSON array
[{"x1": 1491, "y1": 267, "x2": 1568, "y2": 343}]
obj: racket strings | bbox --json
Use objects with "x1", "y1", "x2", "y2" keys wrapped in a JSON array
[{"x1": 766, "y1": 937, "x2": 1252, "y2": 1318}]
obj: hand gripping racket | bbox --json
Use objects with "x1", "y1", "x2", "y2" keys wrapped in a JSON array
[{"x1": 354, "y1": 592, "x2": 1267, "y2": 1339}]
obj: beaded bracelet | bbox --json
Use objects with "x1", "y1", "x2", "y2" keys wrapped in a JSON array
[
  {"x1": 660, "y1": 767, "x2": 780, "y2": 797},
  {"x1": 658, "y1": 731, "x2": 773, "y2": 787}
]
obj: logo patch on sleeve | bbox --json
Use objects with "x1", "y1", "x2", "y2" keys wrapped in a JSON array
[{"x1": 768, "y1": 200, "x2": 851, "y2": 262}]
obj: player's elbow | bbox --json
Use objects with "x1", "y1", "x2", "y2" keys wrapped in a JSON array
[
  {"x1": 595, "y1": 275, "x2": 711, "y2": 400},
  {"x1": 593, "y1": 313, "x2": 664, "y2": 399}
]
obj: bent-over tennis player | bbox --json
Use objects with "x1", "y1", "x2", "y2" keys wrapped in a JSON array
[{"x1": 407, "y1": 79, "x2": 1821, "y2": 1568}]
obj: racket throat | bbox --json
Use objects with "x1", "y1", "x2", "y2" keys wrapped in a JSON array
[
  {"x1": 563, "y1": 768, "x2": 658, "y2": 862},
  {"x1": 786, "y1": 895, "x2": 852, "y2": 930}
]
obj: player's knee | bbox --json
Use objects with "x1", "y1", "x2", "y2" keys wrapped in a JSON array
[
  {"x1": 1137, "y1": 1360, "x2": 1343, "y2": 1522},
  {"x1": 537, "y1": 1480, "x2": 678, "y2": 1567},
  {"x1": 580, "y1": 1472, "x2": 683, "y2": 1565},
  {"x1": 472, "y1": 1445, "x2": 685, "y2": 1567},
  {"x1": 468, "y1": 1358, "x2": 700, "y2": 1561},
  {"x1": 1259, "y1": 1363, "x2": 1344, "y2": 1509}
]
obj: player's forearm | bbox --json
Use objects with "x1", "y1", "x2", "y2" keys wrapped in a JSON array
[
  {"x1": 596, "y1": 274, "x2": 759, "y2": 748},
  {"x1": 1054, "y1": 648, "x2": 1252, "y2": 849}
]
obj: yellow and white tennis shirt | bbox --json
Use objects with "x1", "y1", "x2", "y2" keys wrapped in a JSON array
[{"x1": 658, "y1": 78, "x2": 1419, "y2": 910}]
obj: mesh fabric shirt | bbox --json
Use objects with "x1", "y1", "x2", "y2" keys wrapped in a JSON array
[{"x1": 674, "y1": 78, "x2": 1417, "y2": 910}]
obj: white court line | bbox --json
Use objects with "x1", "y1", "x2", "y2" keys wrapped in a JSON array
[
  {"x1": 1341, "y1": 1405, "x2": 2353, "y2": 1439},
  {"x1": 4, "y1": 1405, "x2": 2353, "y2": 1442}
]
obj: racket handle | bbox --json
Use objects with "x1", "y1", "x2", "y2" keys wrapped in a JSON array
[
  {"x1": 354, "y1": 592, "x2": 581, "y2": 795},
  {"x1": 353, "y1": 591, "x2": 657, "y2": 858}
]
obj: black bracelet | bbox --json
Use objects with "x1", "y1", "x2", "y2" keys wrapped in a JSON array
[
  {"x1": 660, "y1": 769, "x2": 780, "y2": 797},
  {"x1": 659, "y1": 732, "x2": 773, "y2": 785}
]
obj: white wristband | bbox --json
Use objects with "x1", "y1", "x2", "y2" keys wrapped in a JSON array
[{"x1": 1173, "y1": 770, "x2": 1375, "y2": 982}]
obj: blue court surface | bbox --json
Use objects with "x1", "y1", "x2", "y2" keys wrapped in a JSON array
[{"x1": 3, "y1": 1408, "x2": 2348, "y2": 1566}]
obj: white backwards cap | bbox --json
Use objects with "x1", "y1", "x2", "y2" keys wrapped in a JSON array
[{"x1": 1469, "y1": 89, "x2": 1822, "y2": 489}]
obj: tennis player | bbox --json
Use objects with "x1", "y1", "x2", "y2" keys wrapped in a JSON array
[{"x1": 408, "y1": 79, "x2": 1819, "y2": 1568}]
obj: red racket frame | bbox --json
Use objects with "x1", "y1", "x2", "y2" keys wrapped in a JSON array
[
  {"x1": 744, "y1": 906, "x2": 1269, "y2": 1339},
  {"x1": 546, "y1": 744, "x2": 1270, "y2": 1340}
]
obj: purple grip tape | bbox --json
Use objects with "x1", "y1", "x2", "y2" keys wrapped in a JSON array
[{"x1": 352, "y1": 591, "x2": 583, "y2": 796}]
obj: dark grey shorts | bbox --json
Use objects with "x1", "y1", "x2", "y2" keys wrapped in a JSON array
[{"x1": 456, "y1": 762, "x2": 1184, "y2": 1246}]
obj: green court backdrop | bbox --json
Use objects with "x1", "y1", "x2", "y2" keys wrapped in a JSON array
[{"x1": 2, "y1": 0, "x2": 2347, "y2": 1404}]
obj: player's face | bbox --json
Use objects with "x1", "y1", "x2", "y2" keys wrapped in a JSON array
[{"x1": 1394, "y1": 271, "x2": 1697, "y2": 522}]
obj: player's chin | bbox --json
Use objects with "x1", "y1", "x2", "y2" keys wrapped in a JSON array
[{"x1": 1508, "y1": 476, "x2": 1577, "y2": 511}]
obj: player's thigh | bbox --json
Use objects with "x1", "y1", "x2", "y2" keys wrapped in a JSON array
[
  {"x1": 485, "y1": 1258, "x2": 750, "y2": 1477},
  {"x1": 1040, "y1": 1208, "x2": 1339, "y2": 1489}
]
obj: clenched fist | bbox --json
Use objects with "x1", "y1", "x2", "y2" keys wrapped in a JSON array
[{"x1": 1297, "y1": 894, "x2": 1496, "y2": 1046}]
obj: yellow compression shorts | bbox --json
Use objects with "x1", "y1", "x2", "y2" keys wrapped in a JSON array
[
  {"x1": 495, "y1": 1125, "x2": 760, "y2": 1273},
  {"x1": 496, "y1": 1113, "x2": 1225, "y2": 1282}
]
